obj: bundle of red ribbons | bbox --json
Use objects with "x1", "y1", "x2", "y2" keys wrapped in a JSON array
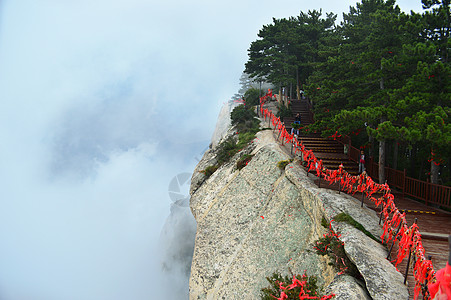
[{"x1": 258, "y1": 91, "x2": 437, "y2": 300}]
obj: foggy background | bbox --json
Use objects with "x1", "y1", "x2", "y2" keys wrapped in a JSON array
[{"x1": 0, "y1": 1, "x2": 422, "y2": 299}]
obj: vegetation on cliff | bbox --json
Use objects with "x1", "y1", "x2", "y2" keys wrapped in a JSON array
[
  {"x1": 277, "y1": 159, "x2": 294, "y2": 170},
  {"x1": 315, "y1": 219, "x2": 360, "y2": 278},
  {"x1": 261, "y1": 272, "x2": 335, "y2": 300},
  {"x1": 333, "y1": 213, "x2": 379, "y2": 242},
  {"x1": 200, "y1": 104, "x2": 260, "y2": 178}
]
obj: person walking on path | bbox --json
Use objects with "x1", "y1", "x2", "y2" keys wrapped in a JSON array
[{"x1": 359, "y1": 150, "x2": 365, "y2": 173}]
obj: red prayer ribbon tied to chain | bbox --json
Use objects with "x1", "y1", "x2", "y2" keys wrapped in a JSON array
[
  {"x1": 428, "y1": 150, "x2": 444, "y2": 166},
  {"x1": 260, "y1": 97, "x2": 436, "y2": 300}
]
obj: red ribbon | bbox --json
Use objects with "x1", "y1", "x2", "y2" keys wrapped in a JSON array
[{"x1": 264, "y1": 104, "x2": 436, "y2": 294}]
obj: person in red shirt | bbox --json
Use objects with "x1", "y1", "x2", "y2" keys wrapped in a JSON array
[{"x1": 359, "y1": 150, "x2": 365, "y2": 173}]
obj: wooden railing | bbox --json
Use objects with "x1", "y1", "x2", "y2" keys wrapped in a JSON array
[
  {"x1": 349, "y1": 145, "x2": 360, "y2": 163},
  {"x1": 388, "y1": 168, "x2": 405, "y2": 190},
  {"x1": 430, "y1": 183, "x2": 451, "y2": 207},
  {"x1": 298, "y1": 99, "x2": 450, "y2": 209},
  {"x1": 364, "y1": 158, "x2": 451, "y2": 208},
  {"x1": 337, "y1": 138, "x2": 451, "y2": 209}
]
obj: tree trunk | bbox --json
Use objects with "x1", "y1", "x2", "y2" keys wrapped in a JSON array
[
  {"x1": 393, "y1": 140, "x2": 399, "y2": 170},
  {"x1": 378, "y1": 58, "x2": 386, "y2": 183},
  {"x1": 430, "y1": 160, "x2": 439, "y2": 184},
  {"x1": 296, "y1": 67, "x2": 300, "y2": 100},
  {"x1": 379, "y1": 139, "x2": 386, "y2": 183},
  {"x1": 387, "y1": 141, "x2": 391, "y2": 167},
  {"x1": 284, "y1": 83, "x2": 288, "y2": 108},
  {"x1": 369, "y1": 135, "x2": 374, "y2": 158},
  {"x1": 409, "y1": 145, "x2": 417, "y2": 177}
]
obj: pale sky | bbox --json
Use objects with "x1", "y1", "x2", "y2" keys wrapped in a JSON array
[{"x1": 0, "y1": 1, "x2": 424, "y2": 299}]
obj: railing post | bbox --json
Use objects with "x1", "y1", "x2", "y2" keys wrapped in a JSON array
[
  {"x1": 369, "y1": 157, "x2": 373, "y2": 178},
  {"x1": 402, "y1": 169, "x2": 406, "y2": 198},
  {"x1": 422, "y1": 255, "x2": 433, "y2": 299},
  {"x1": 426, "y1": 179, "x2": 430, "y2": 206},
  {"x1": 380, "y1": 183, "x2": 388, "y2": 225},
  {"x1": 387, "y1": 222, "x2": 403, "y2": 260},
  {"x1": 361, "y1": 188, "x2": 365, "y2": 207},
  {"x1": 347, "y1": 137, "x2": 351, "y2": 160},
  {"x1": 318, "y1": 171, "x2": 321, "y2": 188},
  {"x1": 379, "y1": 205, "x2": 383, "y2": 225},
  {"x1": 404, "y1": 218, "x2": 418, "y2": 285}
]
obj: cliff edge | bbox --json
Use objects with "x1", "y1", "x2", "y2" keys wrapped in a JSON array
[{"x1": 189, "y1": 125, "x2": 409, "y2": 299}]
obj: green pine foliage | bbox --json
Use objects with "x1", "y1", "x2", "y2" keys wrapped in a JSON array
[
  {"x1": 244, "y1": 88, "x2": 262, "y2": 106},
  {"x1": 245, "y1": 0, "x2": 450, "y2": 185},
  {"x1": 245, "y1": 10, "x2": 336, "y2": 97},
  {"x1": 231, "y1": 104, "x2": 257, "y2": 125},
  {"x1": 231, "y1": 104, "x2": 260, "y2": 133}
]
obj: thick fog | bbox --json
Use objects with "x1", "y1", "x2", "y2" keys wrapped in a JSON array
[{"x1": 0, "y1": 1, "x2": 422, "y2": 299}]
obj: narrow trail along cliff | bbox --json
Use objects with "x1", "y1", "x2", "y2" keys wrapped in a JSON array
[{"x1": 188, "y1": 122, "x2": 409, "y2": 299}]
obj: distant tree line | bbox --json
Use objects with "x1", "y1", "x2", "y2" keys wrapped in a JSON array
[{"x1": 245, "y1": 0, "x2": 450, "y2": 185}]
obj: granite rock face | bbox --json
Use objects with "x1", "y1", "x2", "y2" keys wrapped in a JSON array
[
  {"x1": 338, "y1": 224, "x2": 409, "y2": 300},
  {"x1": 189, "y1": 129, "x2": 409, "y2": 299},
  {"x1": 325, "y1": 275, "x2": 371, "y2": 300}
]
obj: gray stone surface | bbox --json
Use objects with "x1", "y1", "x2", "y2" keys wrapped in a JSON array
[
  {"x1": 325, "y1": 275, "x2": 371, "y2": 300},
  {"x1": 339, "y1": 224, "x2": 409, "y2": 300},
  {"x1": 285, "y1": 163, "x2": 408, "y2": 299},
  {"x1": 189, "y1": 131, "x2": 335, "y2": 299},
  {"x1": 189, "y1": 128, "x2": 409, "y2": 300}
]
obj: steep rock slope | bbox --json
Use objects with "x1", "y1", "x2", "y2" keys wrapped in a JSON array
[{"x1": 189, "y1": 129, "x2": 408, "y2": 300}]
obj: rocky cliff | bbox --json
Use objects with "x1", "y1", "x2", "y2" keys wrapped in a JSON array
[{"x1": 188, "y1": 125, "x2": 409, "y2": 299}]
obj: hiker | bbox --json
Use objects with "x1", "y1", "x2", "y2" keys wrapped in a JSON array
[
  {"x1": 300, "y1": 90, "x2": 305, "y2": 99},
  {"x1": 359, "y1": 150, "x2": 365, "y2": 173},
  {"x1": 295, "y1": 113, "x2": 301, "y2": 124}
]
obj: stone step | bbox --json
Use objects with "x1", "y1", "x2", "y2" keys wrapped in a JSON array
[
  {"x1": 301, "y1": 144, "x2": 343, "y2": 149},
  {"x1": 308, "y1": 149, "x2": 343, "y2": 153},
  {"x1": 298, "y1": 139, "x2": 332, "y2": 144},
  {"x1": 303, "y1": 147, "x2": 344, "y2": 153},
  {"x1": 301, "y1": 143, "x2": 343, "y2": 148},
  {"x1": 320, "y1": 159, "x2": 356, "y2": 165},
  {"x1": 301, "y1": 139, "x2": 342, "y2": 144}
]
